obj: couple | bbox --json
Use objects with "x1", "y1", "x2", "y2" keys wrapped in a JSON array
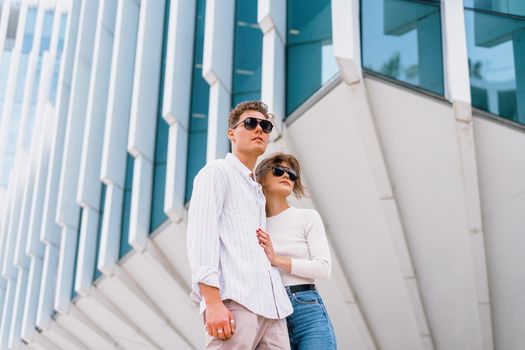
[{"x1": 186, "y1": 101, "x2": 336, "y2": 349}]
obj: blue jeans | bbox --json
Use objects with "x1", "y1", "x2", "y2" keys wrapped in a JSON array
[{"x1": 286, "y1": 289, "x2": 337, "y2": 350}]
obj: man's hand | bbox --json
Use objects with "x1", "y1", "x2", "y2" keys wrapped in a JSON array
[
  {"x1": 199, "y1": 283, "x2": 235, "y2": 339},
  {"x1": 205, "y1": 300, "x2": 235, "y2": 339}
]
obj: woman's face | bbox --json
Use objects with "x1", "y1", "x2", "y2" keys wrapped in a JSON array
[{"x1": 260, "y1": 162, "x2": 295, "y2": 198}]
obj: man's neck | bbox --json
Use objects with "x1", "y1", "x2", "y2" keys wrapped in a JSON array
[{"x1": 233, "y1": 150, "x2": 258, "y2": 171}]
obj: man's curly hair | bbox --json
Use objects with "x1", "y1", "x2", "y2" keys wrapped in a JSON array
[{"x1": 228, "y1": 101, "x2": 273, "y2": 129}]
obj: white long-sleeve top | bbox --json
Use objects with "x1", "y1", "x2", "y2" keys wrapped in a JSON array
[
  {"x1": 186, "y1": 153, "x2": 292, "y2": 319},
  {"x1": 266, "y1": 207, "x2": 332, "y2": 286}
]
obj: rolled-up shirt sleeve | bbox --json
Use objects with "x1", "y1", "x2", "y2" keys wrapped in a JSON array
[
  {"x1": 290, "y1": 210, "x2": 332, "y2": 280},
  {"x1": 186, "y1": 166, "x2": 225, "y2": 302}
]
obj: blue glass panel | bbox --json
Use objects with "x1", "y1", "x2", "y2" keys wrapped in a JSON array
[
  {"x1": 232, "y1": 0, "x2": 262, "y2": 106},
  {"x1": 94, "y1": 184, "x2": 106, "y2": 280},
  {"x1": 22, "y1": 7, "x2": 37, "y2": 53},
  {"x1": 361, "y1": 0, "x2": 444, "y2": 96},
  {"x1": 185, "y1": 0, "x2": 209, "y2": 203},
  {"x1": 119, "y1": 155, "x2": 134, "y2": 258},
  {"x1": 464, "y1": 8, "x2": 525, "y2": 124},
  {"x1": 40, "y1": 11, "x2": 54, "y2": 54},
  {"x1": 149, "y1": 0, "x2": 171, "y2": 233},
  {"x1": 464, "y1": 0, "x2": 525, "y2": 17},
  {"x1": 286, "y1": 0, "x2": 338, "y2": 115}
]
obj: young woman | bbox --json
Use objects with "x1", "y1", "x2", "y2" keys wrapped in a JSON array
[{"x1": 255, "y1": 153, "x2": 337, "y2": 350}]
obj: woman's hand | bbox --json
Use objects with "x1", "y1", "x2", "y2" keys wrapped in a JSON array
[
  {"x1": 257, "y1": 229, "x2": 276, "y2": 264},
  {"x1": 257, "y1": 229, "x2": 291, "y2": 272}
]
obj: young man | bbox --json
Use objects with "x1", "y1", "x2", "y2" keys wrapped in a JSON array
[{"x1": 187, "y1": 101, "x2": 292, "y2": 349}]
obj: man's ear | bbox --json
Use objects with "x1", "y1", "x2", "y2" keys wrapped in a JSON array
[{"x1": 227, "y1": 128, "x2": 235, "y2": 142}]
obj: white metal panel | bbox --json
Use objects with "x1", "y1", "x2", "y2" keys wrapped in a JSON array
[
  {"x1": 26, "y1": 58, "x2": 55, "y2": 259},
  {"x1": 100, "y1": 0, "x2": 139, "y2": 187},
  {"x1": 7, "y1": 266, "x2": 28, "y2": 349},
  {"x1": 259, "y1": 0, "x2": 285, "y2": 139},
  {"x1": 75, "y1": 0, "x2": 116, "y2": 298},
  {"x1": 40, "y1": 0, "x2": 81, "y2": 247},
  {"x1": 441, "y1": 0, "x2": 471, "y2": 104},
  {"x1": 161, "y1": 0, "x2": 195, "y2": 221},
  {"x1": 127, "y1": 0, "x2": 165, "y2": 160},
  {"x1": 55, "y1": 0, "x2": 99, "y2": 229},
  {"x1": 97, "y1": 184, "x2": 124, "y2": 275},
  {"x1": 206, "y1": 81, "x2": 230, "y2": 162},
  {"x1": 77, "y1": 0, "x2": 116, "y2": 209},
  {"x1": 98, "y1": 0, "x2": 139, "y2": 275},
  {"x1": 331, "y1": 0, "x2": 361, "y2": 83},
  {"x1": 161, "y1": 0, "x2": 195, "y2": 129},
  {"x1": 20, "y1": 256, "x2": 43, "y2": 342},
  {"x1": 257, "y1": 0, "x2": 285, "y2": 39},
  {"x1": 202, "y1": 0, "x2": 234, "y2": 89},
  {"x1": 128, "y1": 155, "x2": 153, "y2": 251},
  {"x1": 127, "y1": 0, "x2": 166, "y2": 250},
  {"x1": 164, "y1": 123, "x2": 188, "y2": 221}
]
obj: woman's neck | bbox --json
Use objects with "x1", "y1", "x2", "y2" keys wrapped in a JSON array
[{"x1": 265, "y1": 195, "x2": 290, "y2": 217}]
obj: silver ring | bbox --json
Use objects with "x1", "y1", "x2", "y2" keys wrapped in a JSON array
[
  {"x1": 230, "y1": 320, "x2": 235, "y2": 323},
  {"x1": 217, "y1": 329, "x2": 223, "y2": 334}
]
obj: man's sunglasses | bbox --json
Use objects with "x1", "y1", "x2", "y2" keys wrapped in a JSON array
[
  {"x1": 232, "y1": 117, "x2": 273, "y2": 134},
  {"x1": 271, "y1": 166, "x2": 298, "y2": 182}
]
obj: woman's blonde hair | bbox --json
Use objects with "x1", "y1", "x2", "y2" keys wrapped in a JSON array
[{"x1": 255, "y1": 152, "x2": 306, "y2": 198}]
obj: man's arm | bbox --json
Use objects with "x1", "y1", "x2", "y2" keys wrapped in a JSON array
[
  {"x1": 186, "y1": 166, "x2": 234, "y2": 339},
  {"x1": 200, "y1": 284, "x2": 235, "y2": 339}
]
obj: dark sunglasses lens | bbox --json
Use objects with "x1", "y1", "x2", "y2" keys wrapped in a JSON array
[
  {"x1": 244, "y1": 118, "x2": 258, "y2": 130},
  {"x1": 272, "y1": 167, "x2": 285, "y2": 177},
  {"x1": 287, "y1": 170, "x2": 298, "y2": 181},
  {"x1": 259, "y1": 120, "x2": 273, "y2": 133}
]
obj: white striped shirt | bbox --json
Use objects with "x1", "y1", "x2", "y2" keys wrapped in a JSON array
[{"x1": 186, "y1": 153, "x2": 293, "y2": 319}]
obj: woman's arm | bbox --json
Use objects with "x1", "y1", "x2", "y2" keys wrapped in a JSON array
[
  {"x1": 257, "y1": 210, "x2": 332, "y2": 279},
  {"x1": 289, "y1": 210, "x2": 332, "y2": 280}
]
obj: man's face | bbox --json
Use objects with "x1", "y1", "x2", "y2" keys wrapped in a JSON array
[{"x1": 228, "y1": 110, "x2": 271, "y2": 157}]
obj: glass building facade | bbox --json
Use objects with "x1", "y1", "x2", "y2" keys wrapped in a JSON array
[
  {"x1": 0, "y1": 1, "x2": 525, "y2": 348},
  {"x1": 361, "y1": 0, "x2": 444, "y2": 96},
  {"x1": 464, "y1": 0, "x2": 525, "y2": 124},
  {"x1": 286, "y1": 0, "x2": 338, "y2": 115}
]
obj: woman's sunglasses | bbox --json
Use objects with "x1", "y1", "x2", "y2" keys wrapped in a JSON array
[
  {"x1": 271, "y1": 166, "x2": 298, "y2": 182},
  {"x1": 232, "y1": 117, "x2": 273, "y2": 134}
]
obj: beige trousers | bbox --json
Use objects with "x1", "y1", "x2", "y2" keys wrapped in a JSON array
[{"x1": 204, "y1": 300, "x2": 290, "y2": 350}]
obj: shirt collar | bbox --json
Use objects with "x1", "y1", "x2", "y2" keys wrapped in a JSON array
[{"x1": 226, "y1": 153, "x2": 255, "y2": 180}]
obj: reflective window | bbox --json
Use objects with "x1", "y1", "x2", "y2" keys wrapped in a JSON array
[
  {"x1": 185, "y1": 0, "x2": 209, "y2": 203},
  {"x1": 464, "y1": 8, "x2": 525, "y2": 124},
  {"x1": 286, "y1": 0, "x2": 338, "y2": 115},
  {"x1": 464, "y1": 0, "x2": 525, "y2": 17},
  {"x1": 232, "y1": 0, "x2": 262, "y2": 106},
  {"x1": 119, "y1": 155, "x2": 134, "y2": 258},
  {"x1": 22, "y1": 7, "x2": 38, "y2": 53},
  {"x1": 150, "y1": 1, "x2": 171, "y2": 232},
  {"x1": 361, "y1": 0, "x2": 444, "y2": 96},
  {"x1": 4, "y1": 5, "x2": 20, "y2": 51}
]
